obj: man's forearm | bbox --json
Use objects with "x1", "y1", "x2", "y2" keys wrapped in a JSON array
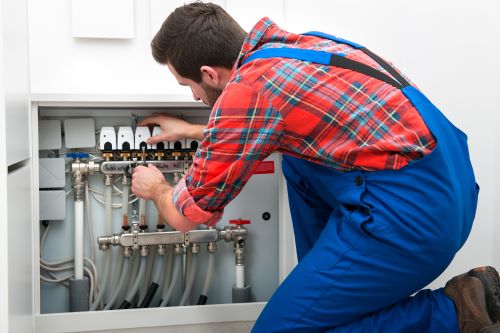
[
  {"x1": 153, "y1": 183, "x2": 198, "y2": 232},
  {"x1": 189, "y1": 124, "x2": 206, "y2": 141}
]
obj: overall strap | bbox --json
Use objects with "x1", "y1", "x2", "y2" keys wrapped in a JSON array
[
  {"x1": 304, "y1": 31, "x2": 411, "y2": 88},
  {"x1": 241, "y1": 32, "x2": 410, "y2": 89}
]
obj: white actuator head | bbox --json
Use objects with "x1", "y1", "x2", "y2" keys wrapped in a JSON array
[
  {"x1": 170, "y1": 139, "x2": 186, "y2": 150},
  {"x1": 151, "y1": 126, "x2": 168, "y2": 150},
  {"x1": 134, "y1": 126, "x2": 152, "y2": 150},
  {"x1": 186, "y1": 139, "x2": 201, "y2": 151},
  {"x1": 99, "y1": 127, "x2": 117, "y2": 151},
  {"x1": 117, "y1": 127, "x2": 134, "y2": 151}
]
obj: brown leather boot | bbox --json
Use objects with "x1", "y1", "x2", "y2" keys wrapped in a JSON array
[
  {"x1": 445, "y1": 266, "x2": 500, "y2": 333},
  {"x1": 468, "y1": 267, "x2": 500, "y2": 323}
]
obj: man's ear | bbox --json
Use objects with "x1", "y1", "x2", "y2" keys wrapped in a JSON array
[{"x1": 200, "y1": 66, "x2": 220, "y2": 88}]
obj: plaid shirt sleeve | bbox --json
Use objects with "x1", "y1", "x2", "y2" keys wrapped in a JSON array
[{"x1": 172, "y1": 82, "x2": 284, "y2": 226}]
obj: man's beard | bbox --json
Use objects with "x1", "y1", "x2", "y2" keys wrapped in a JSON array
[{"x1": 201, "y1": 82, "x2": 223, "y2": 108}]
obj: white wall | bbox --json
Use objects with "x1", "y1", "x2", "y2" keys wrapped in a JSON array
[{"x1": 28, "y1": 0, "x2": 500, "y2": 287}]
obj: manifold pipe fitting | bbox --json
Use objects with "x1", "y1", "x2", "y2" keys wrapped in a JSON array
[
  {"x1": 207, "y1": 241, "x2": 217, "y2": 253},
  {"x1": 190, "y1": 242, "x2": 200, "y2": 255},
  {"x1": 140, "y1": 245, "x2": 149, "y2": 257},
  {"x1": 157, "y1": 244, "x2": 166, "y2": 256}
]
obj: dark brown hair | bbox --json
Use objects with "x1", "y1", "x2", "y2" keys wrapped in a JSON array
[{"x1": 151, "y1": 2, "x2": 246, "y2": 83}]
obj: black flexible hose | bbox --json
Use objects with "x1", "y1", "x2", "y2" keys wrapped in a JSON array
[
  {"x1": 139, "y1": 283, "x2": 159, "y2": 308},
  {"x1": 118, "y1": 300, "x2": 131, "y2": 309},
  {"x1": 197, "y1": 295, "x2": 208, "y2": 305}
]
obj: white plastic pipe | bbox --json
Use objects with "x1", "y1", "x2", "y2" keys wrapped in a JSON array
[
  {"x1": 179, "y1": 253, "x2": 197, "y2": 306},
  {"x1": 153, "y1": 247, "x2": 173, "y2": 307},
  {"x1": 235, "y1": 264, "x2": 245, "y2": 289},
  {"x1": 109, "y1": 181, "x2": 128, "y2": 300},
  {"x1": 138, "y1": 199, "x2": 146, "y2": 221},
  {"x1": 103, "y1": 257, "x2": 131, "y2": 310},
  {"x1": 90, "y1": 184, "x2": 113, "y2": 311},
  {"x1": 74, "y1": 200, "x2": 84, "y2": 280},
  {"x1": 121, "y1": 183, "x2": 129, "y2": 222},
  {"x1": 160, "y1": 254, "x2": 182, "y2": 307},
  {"x1": 105, "y1": 185, "x2": 113, "y2": 233},
  {"x1": 202, "y1": 253, "x2": 215, "y2": 296},
  {"x1": 125, "y1": 256, "x2": 147, "y2": 304}
]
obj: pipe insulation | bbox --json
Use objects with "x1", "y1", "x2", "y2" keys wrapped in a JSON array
[{"x1": 69, "y1": 276, "x2": 89, "y2": 312}]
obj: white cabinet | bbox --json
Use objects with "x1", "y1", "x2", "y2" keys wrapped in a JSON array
[
  {"x1": 2, "y1": 0, "x2": 31, "y2": 166},
  {"x1": 7, "y1": 165, "x2": 33, "y2": 333}
]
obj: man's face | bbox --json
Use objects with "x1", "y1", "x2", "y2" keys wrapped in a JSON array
[{"x1": 167, "y1": 63, "x2": 222, "y2": 107}]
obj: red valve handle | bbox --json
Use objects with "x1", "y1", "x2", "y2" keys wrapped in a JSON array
[{"x1": 229, "y1": 219, "x2": 251, "y2": 225}]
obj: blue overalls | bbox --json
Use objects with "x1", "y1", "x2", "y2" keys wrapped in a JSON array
[{"x1": 244, "y1": 32, "x2": 480, "y2": 332}]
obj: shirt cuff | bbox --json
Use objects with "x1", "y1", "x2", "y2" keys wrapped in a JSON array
[{"x1": 172, "y1": 177, "x2": 223, "y2": 226}]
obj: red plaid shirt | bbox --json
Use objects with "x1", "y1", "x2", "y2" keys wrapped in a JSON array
[{"x1": 172, "y1": 18, "x2": 436, "y2": 226}]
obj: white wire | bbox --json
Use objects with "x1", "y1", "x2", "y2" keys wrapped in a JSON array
[
  {"x1": 40, "y1": 222, "x2": 98, "y2": 303},
  {"x1": 90, "y1": 189, "x2": 138, "y2": 208},
  {"x1": 85, "y1": 182, "x2": 96, "y2": 266}
]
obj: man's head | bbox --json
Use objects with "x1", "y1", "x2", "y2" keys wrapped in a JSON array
[{"x1": 151, "y1": 2, "x2": 246, "y2": 107}]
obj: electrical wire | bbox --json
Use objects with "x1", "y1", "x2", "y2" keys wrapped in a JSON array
[
  {"x1": 40, "y1": 222, "x2": 99, "y2": 305},
  {"x1": 89, "y1": 190, "x2": 138, "y2": 208}
]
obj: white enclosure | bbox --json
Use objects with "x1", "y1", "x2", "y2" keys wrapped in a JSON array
[{"x1": 1, "y1": 0, "x2": 500, "y2": 332}]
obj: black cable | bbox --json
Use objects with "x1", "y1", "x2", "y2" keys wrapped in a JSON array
[
  {"x1": 118, "y1": 300, "x2": 131, "y2": 309},
  {"x1": 197, "y1": 295, "x2": 208, "y2": 305},
  {"x1": 138, "y1": 283, "x2": 159, "y2": 308}
]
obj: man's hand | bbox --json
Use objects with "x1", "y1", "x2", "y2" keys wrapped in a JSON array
[
  {"x1": 131, "y1": 164, "x2": 170, "y2": 201},
  {"x1": 131, "y1": 164, "x2": 199, "y2": 232},
  {"x1": 138, "y1": 113, "x2": 205, "y2": 144}
]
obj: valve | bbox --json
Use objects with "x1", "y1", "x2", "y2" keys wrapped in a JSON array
[{"x1": 229, "y1": 219, "x2": 251, "y2": 226}]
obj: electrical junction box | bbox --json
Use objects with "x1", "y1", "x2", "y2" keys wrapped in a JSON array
[
  {"x1": 39, "y1": 190, "x2": 66, "y2": 221},
  {"x1": 39, "y1": 120, "x2": 62, "y2": 150},
  {"x1": 63, "y1": 118, "x2": 96, "y2": 148},
  {"x1": 28, "y1": 98, "x2": 296, "y2": 333},
  {"x1": 39, "y1": 158, "x2": 66, "y2": 189}
]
